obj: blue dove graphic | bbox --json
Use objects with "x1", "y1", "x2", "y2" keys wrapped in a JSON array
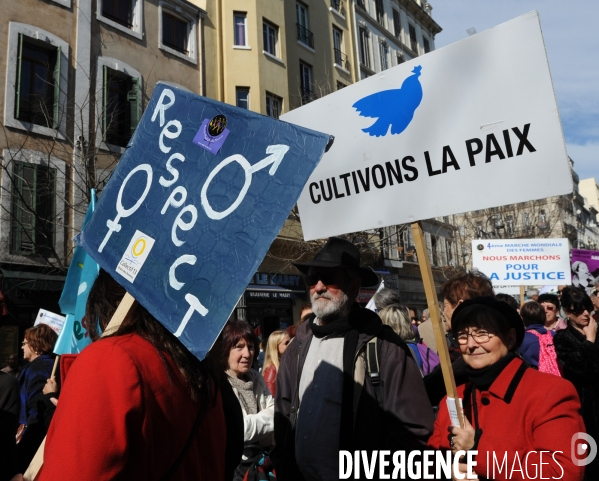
[{"x1": 353, "y1": 65, "x2": 423, "y2": 137}]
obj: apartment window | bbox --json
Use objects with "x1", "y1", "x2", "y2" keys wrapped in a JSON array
[
  {"x1": 408, "y1": 24, "x2": 417, "y2": 52},
  {"x1": 299, "y1": 61, "x2": 313, "y2": 104},
  {"x1": 396, "y1": 52, "x2": 405, "y2": 65},
  {"x1": 336, "y1": 81, "x2": 346, "y2": 90},
  {"x1": 102, "y1": 0, "x2": 132, "y2": 27},
  {"x1": 102, "y1": 66, "x2": 140, "y2": 148},
  {"x1": 10, "y1": 161, "x2": 56, "y2": 256},
  {"x1": 5, "y1": 24, "x2": 69, "y2": 138},
  {"x1": 379, "y1": 41, "x2": 389, "y2": 70},
  {"x1": 359, "y1": 27, "x2": 370, "y2": 68},
  {"x1": 234, "y1": 12, "x2": 247, "y2": 46},
  {"x1": 236, "y1": 87, "x2": 249, "y2": 109},
  {"x1": 423, "y1": 36, "x2": 430, "y2": 53},
  {"x1": 374, "y1": 0, "x2": 384, "y2": 25},
  {"x1": 263, "y1": 21, "x2": 278, "y2": 57},
  {"x1": 265, "y1": 92, "x2": 282, "y2": 119},
  {"x1": 333, "y1": 27, "x2": 347, "y2": 69},
  {"x1": 159, "y1": 4, "x2": 198, "y2": 63},
  {"x1": 523, "y1": 212, "x2": 531, "y2": 229},
  {"x1": 162, "y1": 12, "x2": 188, "y2": 54},
  {"x1": 392, "y1": 10, "x2": 401, "y2": 38},
  {"x1": 15, "y1": 36, "x2": 60, "y2": 129},
  {"x1": 296, "y1": 3, "x2": 313, "y2": 49},
  {"x1": 98, "y1": 0, "x2": 143, "y2": 39}
]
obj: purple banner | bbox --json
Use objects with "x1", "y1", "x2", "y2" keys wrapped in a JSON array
[{"x1": 571, "y1": 249, "x2": 599, "y2": 295}]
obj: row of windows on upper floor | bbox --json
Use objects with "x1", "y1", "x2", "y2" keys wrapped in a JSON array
[
  {"x1": 233, "y1": 10, "x2": 350, "y2": 71},
  {"x1": 4, "y1": 19, "x2": 204, "y2": 154},
  {"x1": 5, "y1": 23, "x2": 144, "y2": 152},
  {"x1": 99, "y1": 0, "x2": 200, "y2": 64},
  {"x1": 357, "y1": 0, "x2": 433, "y2": 55}
]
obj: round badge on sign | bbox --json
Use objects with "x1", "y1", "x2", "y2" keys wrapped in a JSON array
[
  {"x1": 477, "y1": 244, "x2": 484, "y2": 251},
  {"x1": 208, "y1": 115, "x2": 227, "y2": 137},
  {"x1": 132, "y1": 237, "x2": 147, "y2": 257}
]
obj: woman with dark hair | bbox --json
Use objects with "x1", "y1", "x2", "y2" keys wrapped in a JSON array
[
  {"x1": 210, "y1": 320, "x2": 274, "y2": 480},
  {"x1": 428, "y1": 297, "x2": 585, "y2": 480},
  {"x1": 16, "y1": 323, "x2": 57, "y2": 472},
  {"x1": 424, "y1": 271, "x2": 495, "y2": 405},
  {"x1": 518, "y1": 301, "x2": 559, "y2": 373},
  {"x1": 554, "y1": 287, "x2": 599, "y2": 480},
  {"x1": 39, "y1": 269, "x2": 229, "y2": 480}
]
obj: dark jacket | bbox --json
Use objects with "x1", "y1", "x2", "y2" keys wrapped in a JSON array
[
  {"x1": 271, "y1": 306, "x2": 434, "y2": 481},
  {"x1": 554, "y1": 323, "x2": 599, "y2": 480}
]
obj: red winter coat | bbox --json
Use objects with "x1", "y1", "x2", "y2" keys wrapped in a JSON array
[
  {"x1": 262, "y1": 364, "x2": 277, "y2": 397},
  {"x1": 39, "y1": 333, "x2": 226, "y2": 481},
  {"x1": 428, "y1": 357, "x2": 585, "y2": 481}
]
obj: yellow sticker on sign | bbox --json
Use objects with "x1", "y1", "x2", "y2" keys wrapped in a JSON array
[{"x1": 116, "y1": 230, "x2": 156, "y2": 283}]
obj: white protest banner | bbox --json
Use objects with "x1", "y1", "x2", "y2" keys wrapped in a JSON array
[
  {"x1": 34, "y1": 309, "x2": 66, "y2": 335},
  {"x1": 471, "y1": 238, "x2": 571, "y2": 286},
  {"x1": 281, "y1": 11, "x2": 571, "y2": 241}
]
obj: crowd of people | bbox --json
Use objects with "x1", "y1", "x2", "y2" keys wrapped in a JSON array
[{"x1": 1, "y1": 237, "x2": 598, "y2": 480}]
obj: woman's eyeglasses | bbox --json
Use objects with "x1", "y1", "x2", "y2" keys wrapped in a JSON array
[{"x1": 456, "y1": 330, "x2": 495, "y2": 345}]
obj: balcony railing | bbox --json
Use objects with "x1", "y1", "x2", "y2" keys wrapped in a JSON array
[
  {"x1": 296, "y1": 24, "x2": 314, "y2": 49},
  {"x1": 334, "y1": 48, "x2": 350, "y2": 70}
]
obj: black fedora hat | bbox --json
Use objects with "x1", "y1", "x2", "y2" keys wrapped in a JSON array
[
  {"x1": 294, "y1": 237, "x2": 379, "y2": 288},
  {"x1": 451, "y1": 296, "x2": 525, "y2": 349}
]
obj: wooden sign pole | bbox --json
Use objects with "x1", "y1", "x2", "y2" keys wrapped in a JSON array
[
  {"x1": 50, "y1": 356, "x2": 59, "y2": 379},
  {"x1": 520, "y1": 285, "x2": 525, "y2": 308},
  {"x1": 411, "y1": 222, "x2": 465, "y2": 429},
  {"x1": 23, "y1": 292, "x2": 137, "y2": 481}
]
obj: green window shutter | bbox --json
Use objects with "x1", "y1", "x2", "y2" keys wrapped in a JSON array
[
  {"x1": 53, "y1": 46, "x2": 61, "y2": 129},
  {"x1": 127, "y1": 77, "x2": 141, "y2": 137},
  {"x1": 103, "y1": 65, "x2": 108, "y2": 141},
  {"x1": 15, "y1": 34, "x2": 24, "y2": 119},
  {"x1": 11, "y1": 162, "x2": 37, "y2": 255}
]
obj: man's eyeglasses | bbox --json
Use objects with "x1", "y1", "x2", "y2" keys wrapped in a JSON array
[
  {"x1": 543, "y1": 305, "x2": 556, "y2": 312},
  {"x1": 306, "y1": 271, "x2": 340, "y2": 287},
  {"x1": 456, "y1": 330, "x2": 495, "y2": 345}
]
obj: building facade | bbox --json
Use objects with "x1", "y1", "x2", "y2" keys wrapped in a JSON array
[
  {"x1": 201, "y1": 0, "x2": 289, "y2": 118},
  {"x1": 450, "y1": 158, "x2": 599, "y2": 269},
  {"x1": 0, "y1": 0, "x2": 207, "y2": 345},
  {"x1": 353, "y1": 0, "x2": 441, "y2": 79}
]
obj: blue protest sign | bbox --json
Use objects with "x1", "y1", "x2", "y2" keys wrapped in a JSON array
[
  {"x1": 80, "y1": 84, "x2": 331, "y2": 359},
  {"x1": 55, "y1": 191, "x2": 99, "y2": 354}
]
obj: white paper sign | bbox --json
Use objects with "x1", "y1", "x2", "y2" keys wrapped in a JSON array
[
  {"x1": 471, "y1": 238, "x2": 571, "y2": 286},
  {"x1": 446, "y1": 397, "x2": 463, "y2": 427},
  {"x1": 281, "y1": 12, "x2": 571, "y2": 241},
  {"x1": 35, "y1": 309, "x2": 66, "y2": 335}
]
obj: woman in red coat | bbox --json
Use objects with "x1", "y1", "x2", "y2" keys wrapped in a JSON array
[
  {"x1": 261, "y1": 330, "x2": 291, "y2": 396},
  {"x1": 39, "y1": 270, "x2": 229, "y2": 481},
  {"x1": 428, "y1": 297, "x2": 586, "y2": 481}
]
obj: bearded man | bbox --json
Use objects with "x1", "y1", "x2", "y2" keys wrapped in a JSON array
[{"x1": 271, "y1": 237, "x2": 434, "y2": 481}]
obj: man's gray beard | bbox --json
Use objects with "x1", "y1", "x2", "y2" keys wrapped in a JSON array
[{"x1": 311, "y1": 290, "x2": 351, "y2": 323}]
